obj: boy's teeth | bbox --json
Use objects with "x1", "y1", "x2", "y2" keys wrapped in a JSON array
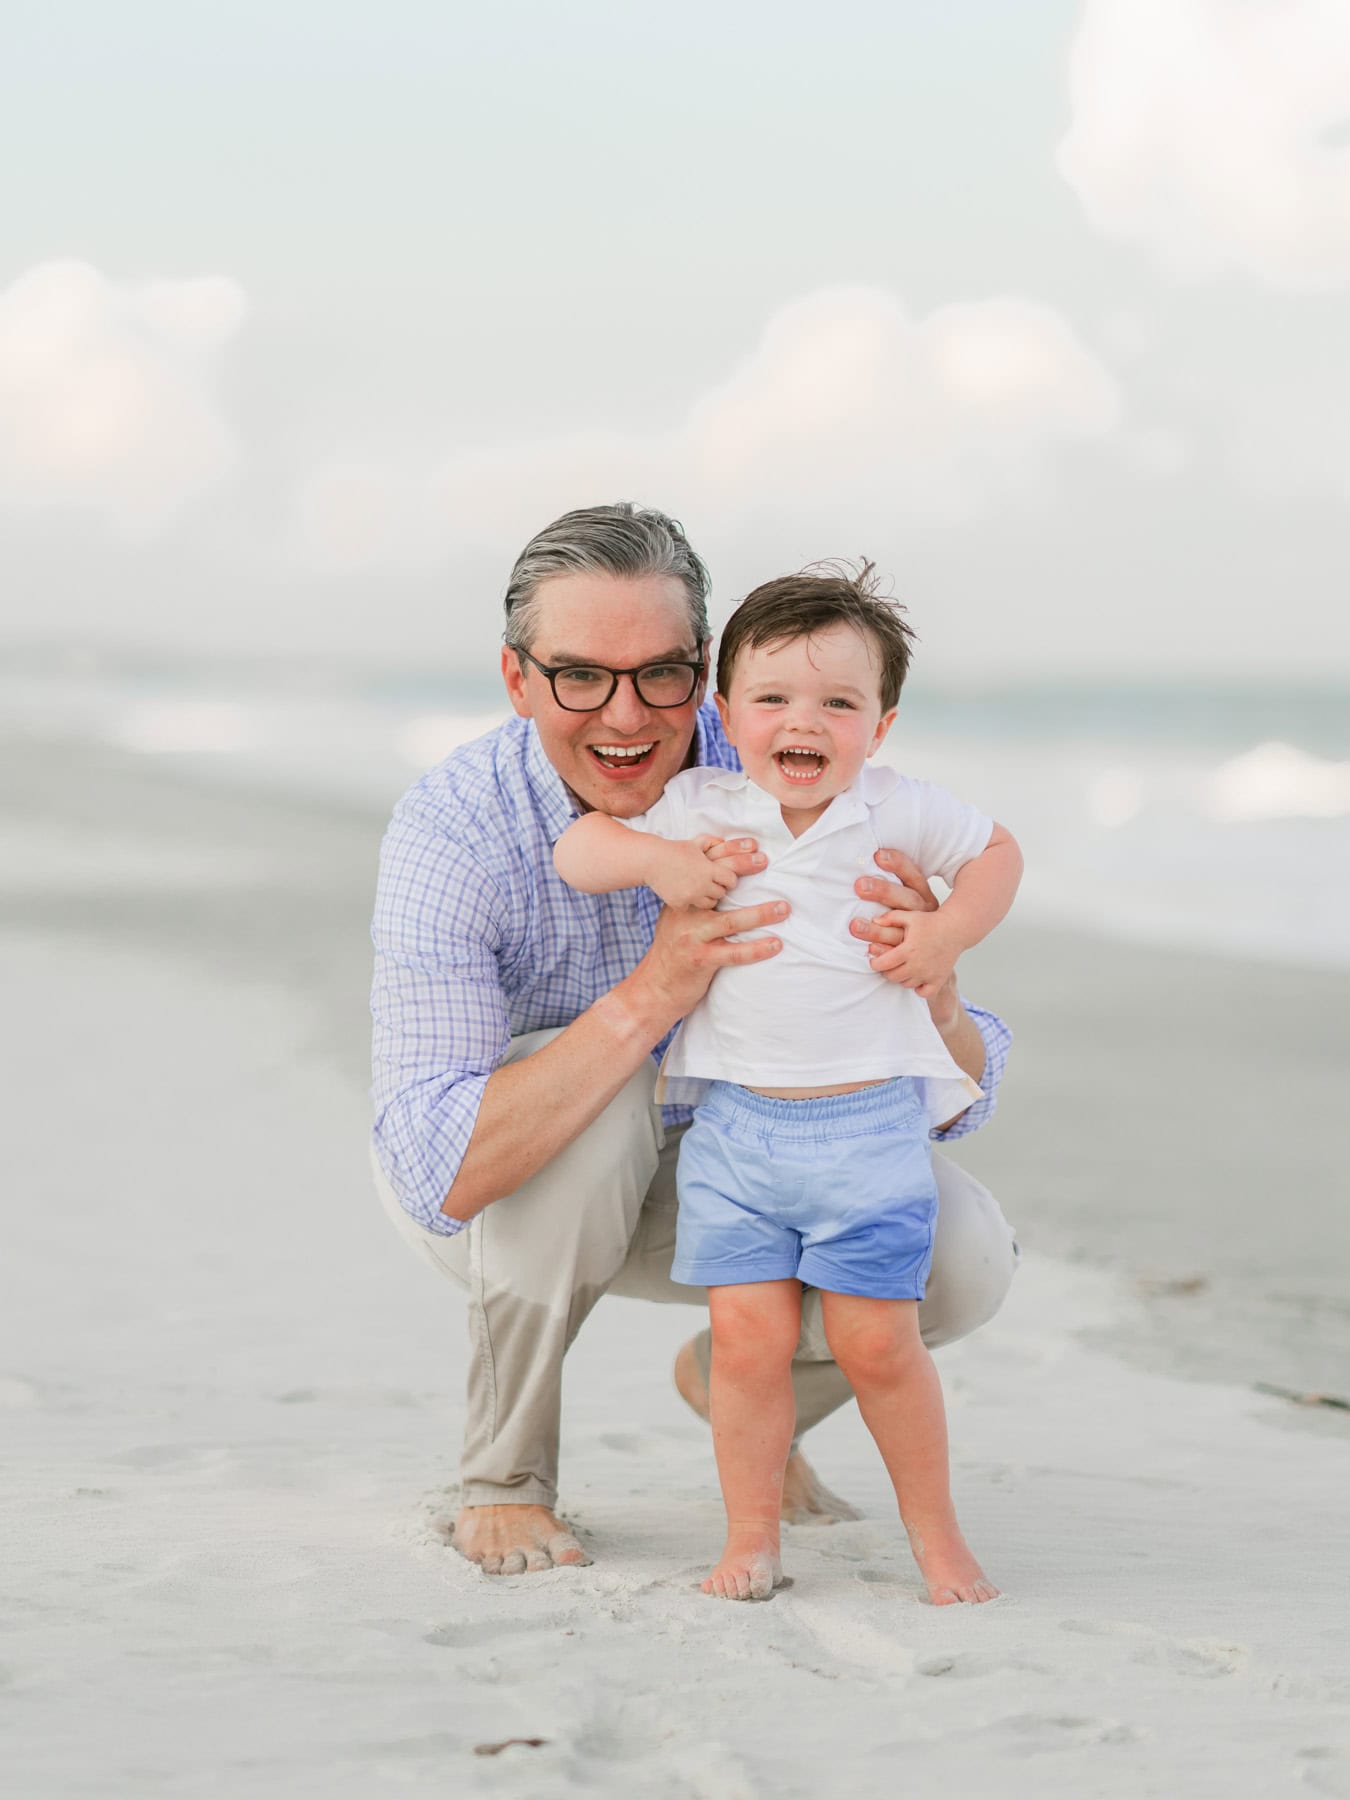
[{"x1": 777, "y1": 748, "x2": 824, "y2": 775}]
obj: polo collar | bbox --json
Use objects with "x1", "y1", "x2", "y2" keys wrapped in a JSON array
[{"x1": 705, "y1": 759, "x2": 900, "y2": 840}]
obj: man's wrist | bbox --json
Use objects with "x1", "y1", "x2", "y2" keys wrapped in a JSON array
[{"x1": 593, "y1": 975, "x2": 673, "y2": 1054}]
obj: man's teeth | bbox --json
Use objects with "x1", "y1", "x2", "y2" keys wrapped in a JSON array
[{"x1": 591, "y1": 743, "x2": 654, "y2": 761}]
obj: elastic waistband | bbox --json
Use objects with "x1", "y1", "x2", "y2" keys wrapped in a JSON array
[{"x1": 698, "y1": 1079, "x2": 925, "y2": 1139}]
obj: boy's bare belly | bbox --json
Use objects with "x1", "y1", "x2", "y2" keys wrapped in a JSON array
[{"x1": 746, "y1": 1078, "x2": 891, "y2": 1100}]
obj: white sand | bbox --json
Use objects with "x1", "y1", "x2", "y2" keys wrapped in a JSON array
[{"x1": 5, "y1": 746, "x2": 1350, "y2": 1798}]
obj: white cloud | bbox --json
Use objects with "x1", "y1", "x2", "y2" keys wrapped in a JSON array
[
  {"x1": 0, "y1": 260, "x2": 246, "y2": 535},
  {"x1": 1059, "y1": 0, "x2": 1350, "y2": 288},
  {"x1": 295, "y1": 286, "x2": 1121, "y2": 573}
]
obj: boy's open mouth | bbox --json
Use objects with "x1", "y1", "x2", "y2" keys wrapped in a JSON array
[
  {"x1": 774, "y1": 748, "x2": 826, "y2": 782},
  {"x1": 588, "y1": 742, "x2": 657, "y2": 770}
]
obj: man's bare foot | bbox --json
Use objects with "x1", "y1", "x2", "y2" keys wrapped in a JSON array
[
  {"x1": 702, "y1": 1526, "x2": 785, "y2": 1601},
  {"x1": 905, "y1": 1517, "x2": 1000, "y2": 1606},
  {"x1": 674, "y1": 1337, "x2": 861, "y2": 1526},
  {"x1": 452, "y1": 1504, "x2": 590, "y2": 1576}
]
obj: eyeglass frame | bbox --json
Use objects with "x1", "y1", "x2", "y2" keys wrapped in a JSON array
[{"x1": 512, "y1": 644, "x2": 709, "y2": 712}]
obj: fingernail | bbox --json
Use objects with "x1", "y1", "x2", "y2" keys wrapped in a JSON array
[{"x1": 858, "y1": 878, "x2": 877, "y2": 894}]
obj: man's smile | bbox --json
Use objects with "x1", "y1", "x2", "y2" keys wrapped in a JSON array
[{"x1": 588, "y1": 741, "x2": 658, "y2": 772}]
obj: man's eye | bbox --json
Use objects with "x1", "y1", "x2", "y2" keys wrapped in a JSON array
[
  {"x1": 640, "y1": 665, "x2": 681, "y2": 681},
  {"x1": 562, "y1": 667, "x2": 605, "y2": 684}
]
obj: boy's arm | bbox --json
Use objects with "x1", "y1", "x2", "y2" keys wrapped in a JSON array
[
  {"x1": 554, "y1": 812, "x2": 752, "y2": 911},
  {"x1": 867, "y1": 823, "x2": 1023, "y2": 1000}
]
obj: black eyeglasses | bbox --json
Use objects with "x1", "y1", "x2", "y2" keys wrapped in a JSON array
[{"x1": 515, "y1": 647, "x2": 705, "y2": 712}]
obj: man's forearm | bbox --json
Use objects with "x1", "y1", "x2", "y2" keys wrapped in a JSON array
[{"x1": 440, "y1": 977, "x2": 675, "y2": 1222}]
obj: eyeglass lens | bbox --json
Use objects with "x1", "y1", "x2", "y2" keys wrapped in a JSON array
[{"x1": 553, "y1": 664, "x2": 697, "y2": 710}]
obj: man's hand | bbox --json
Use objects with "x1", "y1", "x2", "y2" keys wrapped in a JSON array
[
  {"x1": 623, "y1": 893, "x2": 787, "y2": 1031},
  {"x1": 645, "y1": 836, "x2": 759, "y2": 911},
  {"x1": 849, "y1": 847, "x2": 958, "y2": 1000}
]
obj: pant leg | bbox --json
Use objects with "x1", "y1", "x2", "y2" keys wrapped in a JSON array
[
  {"x1": 624, "y1": 1147, "x2": 1020, "y2": 1438},
  {"x1": 372, "y1": 1028, "x2": 664, "y2": 1508}
]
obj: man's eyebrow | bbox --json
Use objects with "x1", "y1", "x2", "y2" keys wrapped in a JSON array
[{"x1": 544, "y1": 646, "x2": 698, "y2": 666}]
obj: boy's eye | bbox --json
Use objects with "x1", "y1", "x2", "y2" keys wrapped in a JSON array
[{"x1": 826, "y1": 698, "x2": 857, "y2": 709}]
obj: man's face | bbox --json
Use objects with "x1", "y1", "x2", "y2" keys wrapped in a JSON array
[{"x1": 501, "y1": 571, "x2": 708, "y2": 817}]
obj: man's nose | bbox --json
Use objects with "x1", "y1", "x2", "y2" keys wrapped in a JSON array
[{"x1": 598, "y1": 673, "x2": 650, "y2": 732}]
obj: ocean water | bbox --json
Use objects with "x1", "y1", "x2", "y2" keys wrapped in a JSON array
[{"x1": 4, "y1": 656, "x2": 1348, "y2": 971}]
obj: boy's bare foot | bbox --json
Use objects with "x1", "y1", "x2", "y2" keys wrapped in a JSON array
[
  {"x1": 905, "y1": 1518, "x2": 1000, "y2": 1606},
  {"x1": 702, "y1": 1526, "x2": 785, "y2": 1601},
  {"x1": 674, "y1": 1337, "x2": 861, "y2": 1525},
  {"x1": 452, "y1": 1504, "x2": 590, "y2": 1575}
]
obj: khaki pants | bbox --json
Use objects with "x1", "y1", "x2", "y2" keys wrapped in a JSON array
[{"x1": 373, "y1": 1029, "x2": 1019, "y2": 1509}]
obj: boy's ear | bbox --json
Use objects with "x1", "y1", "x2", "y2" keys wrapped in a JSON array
[
  {"x1": 867, "y1": 707, "x2": 898, "y2": 756},
  {"x1": 713, "y1": 690, "x2": 735, "y2": 742}
]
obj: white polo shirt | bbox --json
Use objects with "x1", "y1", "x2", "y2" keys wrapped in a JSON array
[{"x1": 621, "y1": 762, "x2": 993, "y2": 1125}]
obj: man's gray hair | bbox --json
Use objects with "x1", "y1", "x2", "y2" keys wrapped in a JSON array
[{"x1": 502, "y1": 502, "x2": 711, "y2": 654}]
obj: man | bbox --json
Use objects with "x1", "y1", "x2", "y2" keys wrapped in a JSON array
[{"x1": 370, "y1": 502, "x2": 1017, "y2": 1577}]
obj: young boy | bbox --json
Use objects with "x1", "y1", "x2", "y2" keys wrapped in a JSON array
[{"x1": 553, "y1": 565, "x2": 1022, "y2": 1606}]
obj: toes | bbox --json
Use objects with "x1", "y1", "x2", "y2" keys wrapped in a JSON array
[
  {"x1": 546, "y1": 1532, "x2": 590, "y2": 1567},
  {"x1": 499, "y1": 1550, "x2": 528, "y2": 1576},
  {"x1": 928, "y1": 1586, "x2": 959, "y2": 1606},
  {"x1": 747, "y1": 1560, "x2": 777, "y2": 1600},
  {"x1": 522, "y1": 1550, "x2": 552, "y2": 1573},
  {"x1": 480, "y1": 1555, "x2": 504, "y2": 1576}
]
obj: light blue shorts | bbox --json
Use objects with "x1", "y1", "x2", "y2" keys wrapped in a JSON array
[{"x1": 672, "y1": 1079, "x2": 938, "y2": 1301}]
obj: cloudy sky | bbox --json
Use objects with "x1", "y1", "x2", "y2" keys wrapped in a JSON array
[{"x1": 3, "y1": 0, "x2": 1349, "y2": 684}]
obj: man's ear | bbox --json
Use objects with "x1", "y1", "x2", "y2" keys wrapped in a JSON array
[
  {"x1": 694, "y1": 642, "x2": 711, "y2": 707},
  {"x1": 501, "y1": 645, "x2": 532, "y2": 719},
  {"x1": 867, "y1": 707, "x2": 899, "y2": 756}
]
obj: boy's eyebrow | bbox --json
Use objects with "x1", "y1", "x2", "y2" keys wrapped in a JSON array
[{"x1": 743, "y1": 678, "x2": 871, "y2": 699}]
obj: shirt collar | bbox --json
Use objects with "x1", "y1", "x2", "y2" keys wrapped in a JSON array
[
  {"x1": 704, "y1": 758, "x2": 900, "y2": 831},
  {"x1": 524, "y1": 721, "x2": 581, "y2": 845}
]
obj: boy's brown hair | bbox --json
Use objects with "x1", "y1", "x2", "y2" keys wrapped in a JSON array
[{"x1": 716, "y1": 560, "x2": 917, "y2": 712}]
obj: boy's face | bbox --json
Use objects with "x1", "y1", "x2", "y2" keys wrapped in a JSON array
[{"x1": 714, "y1": 622, "x2": 897, "y2": 830}]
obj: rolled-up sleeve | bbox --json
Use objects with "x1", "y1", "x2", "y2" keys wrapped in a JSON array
[
  {"x1": 929, "y1": 1002, "x2": 1011, "y2": 1142},
  {"x1": 371, "y1": 801, "x2": 511, "y2": 1234}
]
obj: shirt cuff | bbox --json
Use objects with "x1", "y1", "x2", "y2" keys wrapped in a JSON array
[{"x1": 929, "y1": 1001, "x2": 1011, "y2": 1142}]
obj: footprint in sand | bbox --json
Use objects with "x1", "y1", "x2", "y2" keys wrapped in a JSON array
[
  {"x1": 425, "y1": 1616, "x2": 566, "y2": 1649},
  {"x1": 1059, "y1": 1618, "x2": 1247, "y2": 1678},
  {"x1": 1298, "y1": 1747, "x2": 1350, "y2": 1797},
  {"x1": 918, "y1": 1651, "x2": 1051, "y2": 1680},
  {"x1": 598, "y1": 1431, "x2": 644, "y2": 1453},
  {"x1": 981, "y1": 1712, "x2": 1142, "y2": 1755}
]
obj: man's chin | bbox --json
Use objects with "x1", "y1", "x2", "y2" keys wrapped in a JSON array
[{"x1": 572, "y1": 754, "x2": 677, "y2": 818}]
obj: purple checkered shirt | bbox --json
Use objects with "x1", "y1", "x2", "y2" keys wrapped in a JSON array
[{"x1": 371, "y1": 702, "x2": 1012, "y2": 1235}]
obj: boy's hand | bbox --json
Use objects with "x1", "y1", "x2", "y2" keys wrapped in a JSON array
[
  {"x1": 646, "y1": 836, "x2": 757, "y2": 911},
  {"x1": 864, "y1": 907, "x2": 966, "y2": 1000}
]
